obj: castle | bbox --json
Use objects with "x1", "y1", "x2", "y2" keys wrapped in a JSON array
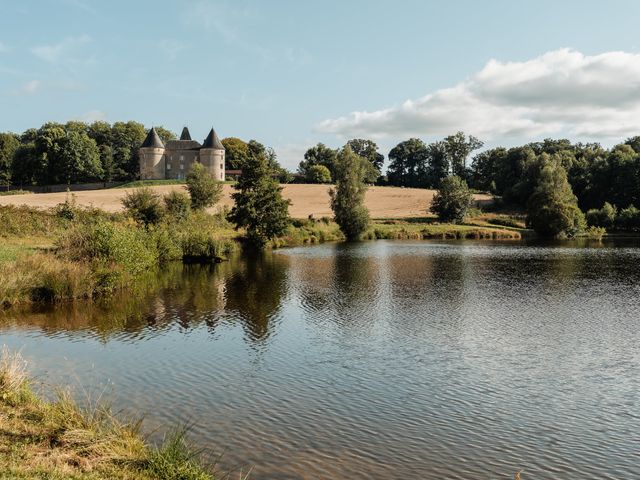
[{"x1": 139, "y1": 126, "x2": 225, "y2": 180}]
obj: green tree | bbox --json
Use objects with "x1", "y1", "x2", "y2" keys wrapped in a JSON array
[
  {"x1": 387, "y1": 138, "x2": 429, "y2": 187},
  {"x1": 443, "y1": 131, "x2": 483, "y2": 179},
  {"x1": 186, "y1": 163, "x2": 223, "y2": 210},
  {"x1": 306, "y1": 164, "x2": 332, "y2": 183},
  {"x1": 527, "y1": 163, "x2": 586, "y2": 238},
  {"x1": 111, "y1": 121, "x2": 146, "y2": 179},
  {"x1": 298, "y1": 143, "x2": 338, "y2": 178},
  {"x1": 228, "y1": 147, "x2": 291, "y2": 247},
  {"x1": 121, "y1": 187, "x2": 163, "y2": 226},
  {"x1": 0, "y1": 132, "x2": 19, "y2": 189},
  {"x1": 221, "y1": 137, "x2": 250, "y2": 170},
  {"x1": 155, "y1": 126, "x2": 176, "y2": 144},
  {"x1": 430, "y1": 175, "x2": 473, "y2": 224},
  {"x1": 346, "y1": 138, "x2": 384, "y2": 183},
  {"x1": 329, "y1": 146, "x2": 370, "y2": 241},
  {"x1": 586, "y1": 202, "x2": 617, "y2": 229}
]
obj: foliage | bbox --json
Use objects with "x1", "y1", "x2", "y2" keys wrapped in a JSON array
[
  {"x1": 443, "y1": 131, "x2": 483, "y2": 179},
  {"x1": 527, "y1": 163, "x2": 586, "y2": 238},
  {"x1": 0, "y1": 132, "x2": 19, "y2": 187},
  {"x1": 164, "y1": 190, "x2": 191, "y2": 220},
  {"x1": 228, "y1": 145, "x2": 291, "y2": 247},
  {"x1": 121, "y1": 186, "x2": 164, "y2": 226},
  {"x1": 55, "y1": 190, "x2": 80, "y2": 220},
  {"x1": 430, "y1": 175, "x2": 473, "y2": 224},
  {"x1": 616, "y1": 205, "x2": 640, "y2": 230},
  {"x1": 586, "y1": 202, "x2": 617, "y2": 229},
  {"x1": 298, "y1": 143, "x2": 338, "y2": 178},
  {"x1": 221, "y1": 137, "x2": 250, "y2": 169},
  {"x1": 329, "y1": 146, "x2": 370, "y2": 241},
  {"x1": 186, "y1": 163, "x2": 223, "y2": 210},
  {"x1": 306, "y1": 164, "x2": 332, "y2": 183}
]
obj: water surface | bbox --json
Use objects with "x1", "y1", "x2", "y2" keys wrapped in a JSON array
[{"x1": 1, "y1": 240, "x2": 639, "y2": 479}]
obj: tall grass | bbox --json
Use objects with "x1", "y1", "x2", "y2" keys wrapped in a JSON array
[{"x1": 0, "y1": 347, "x2": 223, "y2": 479}]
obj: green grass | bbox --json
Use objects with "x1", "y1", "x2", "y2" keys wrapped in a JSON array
[{"x1": 0, "y1": 348, "x2": 225, "y2": 480}]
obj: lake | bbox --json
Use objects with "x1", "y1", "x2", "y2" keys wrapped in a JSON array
[{"x1": 1, "y1": 240, "x2": 639, "y2": 479}]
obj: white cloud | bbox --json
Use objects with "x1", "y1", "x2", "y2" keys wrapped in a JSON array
[
  {"x1": 273, "y1": 142, "x2": 309, "y2": 170},
  {"x1": 18, "y1": 80, "x2": 41, "y2": 95},
  {"x1": 75, "y1": 110, "x2": 107, "y2": 122},
  {"x1": 0, "y1": 42, "x2": 9, "y2": 53},
  {"x1": 31, "y1": 35, "x2": 92, "y2": 63},
  {"x1": 316, "y1": 49, "x2": 640, "y2": 142}
]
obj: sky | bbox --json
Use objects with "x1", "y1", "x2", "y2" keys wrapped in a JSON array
[{"x1": 2, "y1": 0, "x2": 640, "y2": 169}]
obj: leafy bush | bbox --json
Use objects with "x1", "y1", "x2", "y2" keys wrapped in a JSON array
[
  {"x1": 121, "y1": 187, "x2": 163, "y2": 226},
  {"x1": 616, "y1": 205, "x2": 640, "y2": 230},
  {"x1": 163, "y1": 190, "x2": 191, "y2": 220},
  {"x1": 586, "y1": 202, "x2": 617, "y2": 229},
  {"x1": 54, "y1": 191, "x2": 79, "y2": 220},
  {"x1": 186, "y1": 163, "x2": 222, "y2": 210},
  {"x1": 306, "y1": 164, "x2": 332, "y2": 184},
  {"x1": 180, "y1": 230, "x2": 236, "y2": 262},
  {"x1": 430, "y1": 176, "x2": 473, "y2": 224}
]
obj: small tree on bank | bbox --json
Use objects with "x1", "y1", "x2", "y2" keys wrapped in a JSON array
[
  {"x1": 228, "y1": 148, "x2": 291, "y2": 248},
  {"x1": 186, "y1": 163, "x2": 223, "y2": 210},
  {"x1": 527, "y1": 163, "x2": 586, "y2": 238},
  {"x1": 329, "y1": 146, "x2": 370, "y2": 241},
  {"x1": 430, "y1": 175, "x2": 472, "y2": 224},
  {"x1": 163, "y1": 190, "x2": 191, "y2": 220}
]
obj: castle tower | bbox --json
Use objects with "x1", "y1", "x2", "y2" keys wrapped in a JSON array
[
  {"x1": 200, "y1": 128, "x2": 225, "y2": 181},
  {"x1": 180, "y1": 126, "x2": 192, "y2": 140},
  {"x1": 139, "y1": 127, "x2": 165, "y2": 179}
]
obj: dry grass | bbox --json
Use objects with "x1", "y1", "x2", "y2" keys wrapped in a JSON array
[
  {"x1": 0, "y1": 347, "x2": 231, "y2": 480},
  {"x1": 0, "y1": 184, "x2": 494, "y2": 218}
]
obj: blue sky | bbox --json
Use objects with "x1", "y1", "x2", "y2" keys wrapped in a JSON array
[{"x1": 2, "y1": 0, "x2": 640, "y2": 168}]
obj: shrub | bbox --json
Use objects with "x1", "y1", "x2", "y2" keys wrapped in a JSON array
[
  {"x1": 306, "y1": 164, "x2": 332, "y2": 184},
  {"x1": 616, "y1": 205, "x2": 640, "y2": 230},
  {"x1": 57, "y1": 221, "x2": 158, "y2": 275},
  {"x1": 180, "y1": 231, "x2": 236, "y2": 262},
  {"x1": 54, "y1": 190, "x2": 79, "y2": 220},
  {"x1": 163, "y1": 190, "x2": 191, "y2": 220},
  {"x1": 329, "y1": 146, "x2": 370, "y2": 241},
  {"x1": 186, "y1": 163, "x2": 223, "y2": 210},
  {"x1": 121, "y1": 187, "x2": 163, "y2": 226},
  {"x1": 586, "y1": 202, "x2": 617, "y2": 229},
  {"x1": 430, "y1": 176, "x2": 473, "y2": 224}
]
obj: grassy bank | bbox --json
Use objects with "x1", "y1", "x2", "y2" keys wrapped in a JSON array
[
  {"x1": 0, "y1": 204, "x2": 522, "y2": 308},
  {"x1": 0, "y1": 348, "x2": 228, "y2": 480}
]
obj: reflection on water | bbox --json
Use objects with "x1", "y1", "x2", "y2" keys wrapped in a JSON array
[{"x1": 2, "y1": 239, "x2": 640, "y2": 479}]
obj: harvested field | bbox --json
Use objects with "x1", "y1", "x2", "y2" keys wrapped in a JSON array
[{"x1": 0, "y1": 184, "x2": 493, "y2": 219}]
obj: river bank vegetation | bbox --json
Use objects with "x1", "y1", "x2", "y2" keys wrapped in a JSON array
[{"x1": 0, "y1": 347, "x2": 227, "y2": 480}]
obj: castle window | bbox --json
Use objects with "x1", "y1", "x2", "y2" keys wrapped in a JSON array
[
  {"x1": 220, "y1": 163, "x2": 223, "y2": 170},
  {"x1": 180, "y1": 155, "x2": 184, "y2": 162},
  {"x1": 180, "y1": 164, "x2": 184, "y2": 170},
  {"x1": 167, "y1": 164, "x2": 171, "y2": 170}
]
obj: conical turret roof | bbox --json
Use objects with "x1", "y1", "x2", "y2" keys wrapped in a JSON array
[
  {"x1": 141, "y1": 127, "x2": 164, "y2": 148},
  {"x1": 202, "y1": 128, "x2": 224, "y2": 150},
  {"x1": 180, "y1": 127, "x2": 192, "y2": 141}
]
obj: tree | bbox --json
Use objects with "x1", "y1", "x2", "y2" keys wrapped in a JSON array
[
  {"x1": 298, "y1": 143, "x2": 337, "y2": 178},
  {"x1": 430, "y1": 176, "x2": 473, "y2": 224},
  {"x1": 443, "y1": 131, "x2": 483, "y2": 179},
  {"x1": 55, "y1": 130, "x2": 102, "y2": 184},
  {"x1": 329, "y1": 146, "x2": 370, "y2": 241},
  {"x1": 221, "y1": 137, "x2": 250, "y2": 170},
  {"x1": 186, "y1": 163, "x2": 223, "y2": 210},
  {"x1": 586, "y1": 202, "x2": 617, "y2": 229},
  {"x1": 347, "y1": 138, "x2": 384, "y2": 183},
  {"x1": 155, "y1": 126, "x2": 176, "y2": 144},
  {"x1": 0, "y1": 132, "x2": 19, "y2": 188},
  {"x1": 122, "y1": 187, "x2": 163, "y2": 226},
  {"x1": 387, "y1": 138, "x2": 429, "y2": 187},
  {"x1": 527, "y1": 163, "x2": 586, "y2": 238},
  {"x1": 110, "y1": 121, "x2": 146, "y2": 179},
  {"x1": 306, "y1": 164, "x2": 332, "y2": 184},
  {"x1": 228, "y1": 146, "x2": 291, "y2": 247}
]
